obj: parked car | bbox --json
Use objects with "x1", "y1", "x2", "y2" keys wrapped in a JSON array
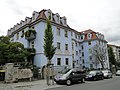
[
  {"x1": 86, "y1": 70, "x2": 104, "y2": 81},
  {"x1": 54, "y1": 68, "x2": 86, "y2": 86},
  {"x1": 116, "y1": 70, "x2": 120, "y2": 76},
  {"x1": 102, "y1": 70, "x2": 112, "y2": 78}
]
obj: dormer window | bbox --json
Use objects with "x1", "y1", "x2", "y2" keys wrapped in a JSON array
[
  {"x1": 33, "y1": 13, "x2": 35, "y2": 20},
  {"x1": 75, "y1": 34, "x2": 77, "y2": 39},
  {"x1": 61, "y1": 16, "x2": 67, "y2": 25},
  {"x1": 56, "y1": 15, "x2": 59, "y2": 22},
  {"x1": 87, "y1": 33, "x2": 92, "y2": 39},
  {"x1": 64, "y1": 18, "x2": 66, "y2": 25},
  {"x1": 47, "y1": 9, "x2": 52, "y2": 20},
  {"x1": 65, "y1": 30, "x2": 68, "y2": 37},
  {"x1": 57, "y1": 27, "x2": 60, "y2": 36},
  {"x1": 48, "y1": 11, "x2": 51, "y2": 18},
  {"x1": 81, "y1": 35, "x2": 83, "y2": 40}
]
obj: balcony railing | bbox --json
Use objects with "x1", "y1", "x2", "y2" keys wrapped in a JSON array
[
  {"x1": 25, "y1": 48, "x2": 36, "y2": 55},
  {"x1": 25, "y1": 28, "x2": 37, "y2": 40}
]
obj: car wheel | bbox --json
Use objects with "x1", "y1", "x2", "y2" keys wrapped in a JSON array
[
  {"x1": 66, "y1": 79, "x2": 72, "y2": 86},
  {"x1": 101, "y1": 76, "x2": 104, "y2": 80},
  {"x1": 93, "y1": 77, "x2": 97, "y2": 81},
  {"x1": 56, "y1": 82, "x2": 60, "y2": 84},
  {"x1": 81, "y1": 78, "x2": 85, "y2": 83}
]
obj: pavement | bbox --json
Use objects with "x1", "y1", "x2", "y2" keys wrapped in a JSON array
[
  {"x1": 47, "y1": 76, "x2": 120, "y2": 90},
  {"x1": 0, "y1": 80, "x2": 63, "y2": 90}
]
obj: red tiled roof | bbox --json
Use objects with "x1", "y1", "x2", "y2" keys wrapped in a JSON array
[
  {"x1": 81, "y1": 29, "x2": 98, "y2": 40},
  {"x1": 37, "y1": 9, "x2": 47, "y2": 19}
]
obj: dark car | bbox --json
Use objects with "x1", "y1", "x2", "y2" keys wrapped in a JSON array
[
  {"x1": 86, "y1": 70, "x2": 104, "y2": 81},
  {"x1": 54, "y1": 68, "x2": 86, "y2": 86}
]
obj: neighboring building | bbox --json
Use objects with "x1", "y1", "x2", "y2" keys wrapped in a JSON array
[
  {"x1": 108, "y1": 44, "x2": 120, "y2": 62},
  {"x1": 7, "y1": 9, "x2": 109, "y2": 69},
  {"x1": 79, "y1": 30, "x2": 109, "y2": 69}
]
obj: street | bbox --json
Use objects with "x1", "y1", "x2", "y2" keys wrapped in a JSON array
[{"x1": 46, "y1": 76, "x2": 120, "y2": 90}]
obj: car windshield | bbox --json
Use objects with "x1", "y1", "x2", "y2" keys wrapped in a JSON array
[
  {"x1": 59, "y1": 68, "x2": 71, "y2": 74},
  {"x1": 89, "y1": 71, "x2": 96, "y2": 75}
]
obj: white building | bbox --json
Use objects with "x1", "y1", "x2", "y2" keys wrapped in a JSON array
[
  {"x1": 7, "y1": 9, "x2": 109, "y2": 69},
  {"x1": 108, "y1": 44, "x2": 120, "y2": 62}
]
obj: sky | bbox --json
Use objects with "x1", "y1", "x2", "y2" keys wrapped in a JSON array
[{"x1": 0, "y1": 0, "x2": 120, "y2": 46}]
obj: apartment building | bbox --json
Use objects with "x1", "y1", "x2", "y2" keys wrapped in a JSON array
[
  {"x1": 80, "y1": 30, "x2": 109, "y2": 69},
  {"x1": 108, "y1": 44, "x2": 120, "y2": 62},
  {"x1": 7, "y1": 9, "x2": 109, "y2": 69}
]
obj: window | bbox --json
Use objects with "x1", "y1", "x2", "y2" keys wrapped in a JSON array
[
  {"x1": 16, "y1": 33, "x2": 19, "y2": 40},
  {"x1": 82, "y1": 52, "x2": 84, "y2": 57},
  {"x1": 71, "y1": 32, "x2": 73, "y2": 36},
  {"x1": 72, "y1": 42, "x2": 74, "y2": 50},
  {"x1": 65, "y1": 30, "x2": 68, "y2": 37},
  {"x1": 79, "y1": 42, "x2": 81, "y2": 46},
  {"x1": 65, "y1": 58, "x2": 69, "y2": 65},
  {"x1": 75, "y1": 34, "x2": 77, "y2": 39},
  {"x1": 33, "y1": 14, "x2": 35, "y2": 20},
  {"x1": 89, "y1": 56, "x2": 92, "y2": 61},
  {"x1": 72, "y1": 54, "x2": 74, "y2": 60},
  {"x1": 89, "y1": 49, "x2": 92, "y2": 53},
  {"x1": 76, "y1": 51, "x2": 78, "y2": 55},
  {"x1": 48, "y1": 11, "x2": 51, "y2": 18},
  {"x1": 57, "y1": 58, "x2": 61, "y2": 65},
  {"x1": 65, "y1": 44, "x2": 68, "y2": 50},
  {"x1": 57, "y1": 42, "x2": 60, "y2": 49},
  {"x1": 57, "y1": 15, "x2": 59, "y2": 22},
  {"x1": 79, "y1": 50, "x2": 81, "y2": 54},
  {"x1": 80, "y1": 57, "x2": 81, "y2": 61},
  {"x1": 57, "y1": 27, "x2": 60, "y2": 36},
  {"x1": 76, "y1": 42, "x2": 77, "y2": 47},
  {"x1": 76, "y1": 60, "x2": 79, "y2": 64},
  {"x1": 81, "y1": 45, "x2": 84, "y2": 50},
  {"x1": 21, "y1": 30, "x2": 24, "y2": 38},
  {"x1": 90, "y1": 64, "x2": 93, "y2": 69},
  {"x1": 32, "y1": 26, "x2": 34, "y2": 29},
  {"x1": 64, "y1": 18, "x2": 66, "y2": 25},
  {"x1": 82, "y1": 59, "x2": 85, "y2": 64},
  {"x1": 78, "y1": 35, "x2": 80, "y2": 39},
  {"x1": 88, "y1": 33, "x2": 91, "y2": 39},
  {"x1": 88, "y1": 41, "x2": 91, "y2": 45},
  {"x1": 31, "y1": 41, "x2": 34, "y2": 48},
  {"x1": 81, "y1": 35, "x2": 83, "y2": 39}
]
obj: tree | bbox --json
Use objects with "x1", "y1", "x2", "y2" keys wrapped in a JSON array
[
  {"x1": 0, "y1": 36, "x2": 30, "y2": 65},
  {"x1": 0, "y1": 36, "x2": 10, "y2": 44},
  {"x1": 108, "y1": 46, "x2": 116, "y2": 66},
  {"x1": 43, "y1": 18, "x2": 56, "y2": 85},
  {"x1": 92, "y1": 44, "x2": 107, "y2": 69}
]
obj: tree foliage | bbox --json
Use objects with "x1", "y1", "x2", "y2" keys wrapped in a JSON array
[
  {"x1": 108, "y1": 46, "x2": 116, "y2": 65},
  {"x1": 43, "y1": 18, "x2": 56, "y2": 64},
  {"x1": 92, "y1": 44, "x2": 107, "y2": 69},
  {"x1": 0, "y1": 36, "x2": 30, "y2": 65},
  {"x1": 0, "y1": 36, "x2": 10, "y2": 44}
]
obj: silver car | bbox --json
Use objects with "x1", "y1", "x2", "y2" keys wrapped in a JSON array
[
  {"x1": 116, "y1": 70, "x2": 120, "y2": 76},
  {"x1": 102, "y1": 70, "x2": 112, "y2": 78}
]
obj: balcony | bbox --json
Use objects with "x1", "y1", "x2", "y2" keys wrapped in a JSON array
[
  {"x1": 25, "y1": 28, "x2": 37, "y2": 40},
  {"x1": 25, "y1": 48, "x2": 36, "y2": 55}
]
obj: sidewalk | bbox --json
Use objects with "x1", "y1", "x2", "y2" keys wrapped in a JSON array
[{"x1": 0, "y1": 80, "x2": 64, "y2": 90}]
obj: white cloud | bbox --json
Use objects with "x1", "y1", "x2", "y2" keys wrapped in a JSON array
[{"x1": 0, "y1": 0, "x2": 120, "y2": 45}]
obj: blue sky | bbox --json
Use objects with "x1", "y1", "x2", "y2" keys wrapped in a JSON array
[{"x1": 0, "y1": 0, "x2": 120, "y2": 45}]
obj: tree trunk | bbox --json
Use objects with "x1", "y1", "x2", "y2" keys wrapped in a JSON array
[
  {"x1": 46, "y1": 59, "x2": 51, "y2": 85},
  {"x1": 100, "y1": 61, "x2": 104, "y2": 70}
]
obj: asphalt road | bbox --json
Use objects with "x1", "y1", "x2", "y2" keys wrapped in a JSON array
[{"x1": 46, "y1": 76, "x2": 120, "y2": 90}]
